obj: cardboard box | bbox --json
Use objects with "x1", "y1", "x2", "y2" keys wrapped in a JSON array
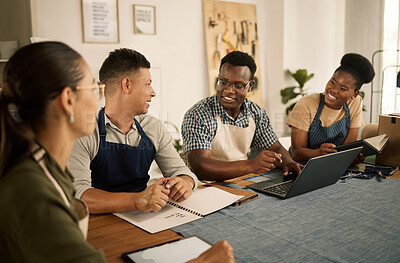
[{"x1": 376, "y1": 114, "x2": 400, "y2": 167}]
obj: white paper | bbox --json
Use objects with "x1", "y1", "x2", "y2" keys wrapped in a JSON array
[
  {"x1": 174, "y1": 187, "x2": 243, "y2": 215},
  {"x1": 114, "y1": 187, "x2": 243, "y2": 233}
]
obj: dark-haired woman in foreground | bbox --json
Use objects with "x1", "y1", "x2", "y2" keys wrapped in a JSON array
[
  {"x1": 0, "y1": 42, "x2": 234, "y2": 262},
  {"x1": 287, "y1": 53, "x2": 375, "y2": 162},
  {"x1": 0, "y1": 41, "x2": 106, "y2": 262}
]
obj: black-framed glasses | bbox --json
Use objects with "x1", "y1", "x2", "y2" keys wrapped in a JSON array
[
  {"x1": 217, "y1": 77, "x2": 252, "y2": 92},
  {"x1": 76, "y1": 82, "x2": 105, "y2": 100}
]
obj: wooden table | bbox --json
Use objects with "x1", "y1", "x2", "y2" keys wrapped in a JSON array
[
  {"x1": 87, "y1": 165, "x2": 399, "y2": 262},
  {"x1": 392, "y1": 172, "x2": 400, "y2": 179},
  {"x1": 87, "y1": 214, "x2": 182, "y2": 263}
]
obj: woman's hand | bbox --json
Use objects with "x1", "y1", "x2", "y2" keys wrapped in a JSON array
[
  {"x1": 319, "y1": 143, "x2": 337, "y2": 155},
  {"x1": 351, "y1": 153, "x2": 365, "y2": 165},
  {"x1": 188, "y1": 240, "x2": 235, "y2": 263}
]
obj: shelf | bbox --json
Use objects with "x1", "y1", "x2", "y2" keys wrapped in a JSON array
[{"x1": 0, "y1": 59, "x2": 9, "y2": 63}]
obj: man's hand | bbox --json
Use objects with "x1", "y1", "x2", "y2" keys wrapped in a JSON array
[
  {"x1": 135, "y1": 178, "x2": 170, "y2": 212},
  {"x1": 188, "y1": 240, "x2": 235, "y2": 263},
  {"x1": 249, "y1": 150, "x2": 282, "y2": 174},
  {"x1": 282, "y1": 161, "x2": 303, "y2": 176},
  {"x1": 319, "y1": 143, "x2": 337, "y2": 155},
  {"x1": 165, "y1": 175, "x2": 194, "y2": 202}
]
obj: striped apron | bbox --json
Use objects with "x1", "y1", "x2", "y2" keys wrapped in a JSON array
[{"x1": 307, "y1": 95, "x2": 350, "y2": 149}]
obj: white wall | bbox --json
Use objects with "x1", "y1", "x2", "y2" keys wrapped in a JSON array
[
  {"x1": 283, "y1": 0, "x2": 346, "y2": 98},
  {"x1": 281, "y1": 0, "x2": 346, "y2": 135},
  {"x1": 29, "y1": 0, "x2": 284, "y2": 136},
  {"x1": 345, "y1": 0, "x2": 383, "y2": 124},
  {"x1": 19, "y1": 0, "x2": 381, "y2": 138},
  {"x1": 281, "y1": 0, "x2": 383, "y2": 129},
  {"x1": 30, "y1": 0, "x2": 207, "y2": 132},
  {"x1": 263, "y1": 1, "x2": 285, "y2": 136}
]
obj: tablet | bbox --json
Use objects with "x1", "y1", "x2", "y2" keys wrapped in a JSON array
[{"x1": 121, "y1": 236, "x2": 212, "y2": 263}]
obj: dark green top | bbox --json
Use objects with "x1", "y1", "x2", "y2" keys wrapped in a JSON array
[{"x1": 0, "y1": 149, "x2": 106, "y2": 262}]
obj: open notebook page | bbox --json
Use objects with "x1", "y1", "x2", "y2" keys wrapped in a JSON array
[
  {"x1": 364, "y1": 134, "x2": 389, "y2": 150},
  {"x1": 114, "y1": 187, "x2": 243, "y2": 233}
]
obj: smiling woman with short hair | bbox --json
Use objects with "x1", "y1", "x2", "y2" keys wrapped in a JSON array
[{"x1": 287, "y1": 53, "x2": 375, "y2": 162}]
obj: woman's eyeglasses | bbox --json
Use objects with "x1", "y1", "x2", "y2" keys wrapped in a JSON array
[{"x1": 75, "y1": 82, "x2": 105, "y2": 100}]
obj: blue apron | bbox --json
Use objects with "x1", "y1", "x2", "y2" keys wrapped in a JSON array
[
  {"x1": 90, "y1": 108, "x2": 155, "y2": 192},
  {"x1": 307, "y1": 95, "x2": 351, "y2": 149}
]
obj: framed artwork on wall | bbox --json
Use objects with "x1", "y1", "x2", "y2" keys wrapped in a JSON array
[
  {"x1": 133, "y1": 5, "x2": 156, "y2": 35},
  {"x1": 81, "y1": 0, "x2": 120, "y2": 43}
]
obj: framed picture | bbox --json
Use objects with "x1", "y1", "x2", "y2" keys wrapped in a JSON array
[
  {"x1": 81, "y1": 0, "x2": 120, "y2": 43},
  {"x1": 133, "y1": 5, "x2": 156, "y2": 35}
]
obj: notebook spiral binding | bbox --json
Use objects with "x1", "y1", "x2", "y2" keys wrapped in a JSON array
[{"x1": 167, "y1": 201, "x2": 204, "y2": 217}]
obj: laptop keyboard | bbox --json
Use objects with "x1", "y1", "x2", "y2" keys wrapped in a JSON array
[{"x1": 262, "y1": 181, "x2": 294, "y2": 195}]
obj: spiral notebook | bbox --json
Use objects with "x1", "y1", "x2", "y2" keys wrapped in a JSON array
[{"x1": 114, "y1": 187, "x2": 243, "y2": 234}]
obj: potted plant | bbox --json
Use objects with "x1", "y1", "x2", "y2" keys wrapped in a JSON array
[
  {"x1": 164, "y1": 121, "x2": 191, "y2": 167},
  {"x1": 280, "y1": 69, "x2": 314, "y2": 115},
  {"x1": 164, "y1": 121, "x2": 183, "y2": 153}
]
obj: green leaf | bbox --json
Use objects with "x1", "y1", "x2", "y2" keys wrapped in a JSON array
[
  {"x1": 285, "y1": 102, "x2": 296, "y2": 116},
  {"x1": 304, "y1": 73, "x2": 315, "y2": 84},
  {"x1": 287, "y1": 69, "x2": 314, "y2": 88},
  {"x1": 282, "y1": 68, "x2": 314, "y2": 114},
  {"x1": 280, "y1": 86, "x2": 300, "y2": 104},
  {"x1": 173, "y1": 139, "x2": 182, "y2": 152},
  {"x1": 359, "y1": 91, "x2": 366, "y2": 111}
]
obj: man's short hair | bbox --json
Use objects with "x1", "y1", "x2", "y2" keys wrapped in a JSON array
[
  {"x1": 219, "y1": 51, "x2": 257, "y2": 80},
  {"x1": 99, "y1": 48, "x2": 150, "y2": 84}
]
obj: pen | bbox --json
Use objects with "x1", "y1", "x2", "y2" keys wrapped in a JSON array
[
  {"x1": 389, "y1": 167, "x2": 399, "y2": 176},
  {"x1": 163, "y1": 180, "x2": 169, "y2": 188},
  {"x1": 275, "y1": 153, "x2": 282, "y2": 163}
]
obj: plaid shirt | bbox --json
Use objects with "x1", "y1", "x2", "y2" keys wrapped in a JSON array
[{"x1": 182, "y1": 95, "x2": 278, "y2": 154}]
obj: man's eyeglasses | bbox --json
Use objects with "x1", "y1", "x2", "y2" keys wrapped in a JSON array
[
  {"x1": 75, "y1": 82, "x2": 105, "y2": 100},
  {"x1": 217, "y1": 77, "x2": 252, "y2": 92}
]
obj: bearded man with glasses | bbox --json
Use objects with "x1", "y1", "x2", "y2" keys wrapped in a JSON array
[{"x1": 182, "y1": 51, "x2": 302, "y2": 181}]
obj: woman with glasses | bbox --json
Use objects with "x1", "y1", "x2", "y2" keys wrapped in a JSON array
[
  {"x1": 0, "y1": 42, "x2": 234, "y2": 262},
  {"x1": 287, "y1": 53, "x2": 375, "y2": 162},
  {"x1": 0, "y1": 41, "x2": 106, "y2": 261}
]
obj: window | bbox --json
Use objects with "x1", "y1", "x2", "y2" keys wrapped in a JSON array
[{"x1": 381, "y1": 0, "x2": 400, "y2": 114}]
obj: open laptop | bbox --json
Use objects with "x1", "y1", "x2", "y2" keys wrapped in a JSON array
[{"x1": 247, "y1": 147, "x2": 362, "y2": 199}]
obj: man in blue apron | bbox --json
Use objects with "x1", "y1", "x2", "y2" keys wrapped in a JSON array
[
  {"x1": 182, "y1": 51, "x2": 302, "y2": 181},
  {"x1": 68, "y1": 49, "x2": 198, "y2": 214}
]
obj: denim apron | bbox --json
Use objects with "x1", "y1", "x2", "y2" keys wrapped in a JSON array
[
  {"x1": 307, "y1": 95, "x2": 350, "y2": 149},
  {"x1": 90, "y1": 108, "x2": 155, "y2": 192}
]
